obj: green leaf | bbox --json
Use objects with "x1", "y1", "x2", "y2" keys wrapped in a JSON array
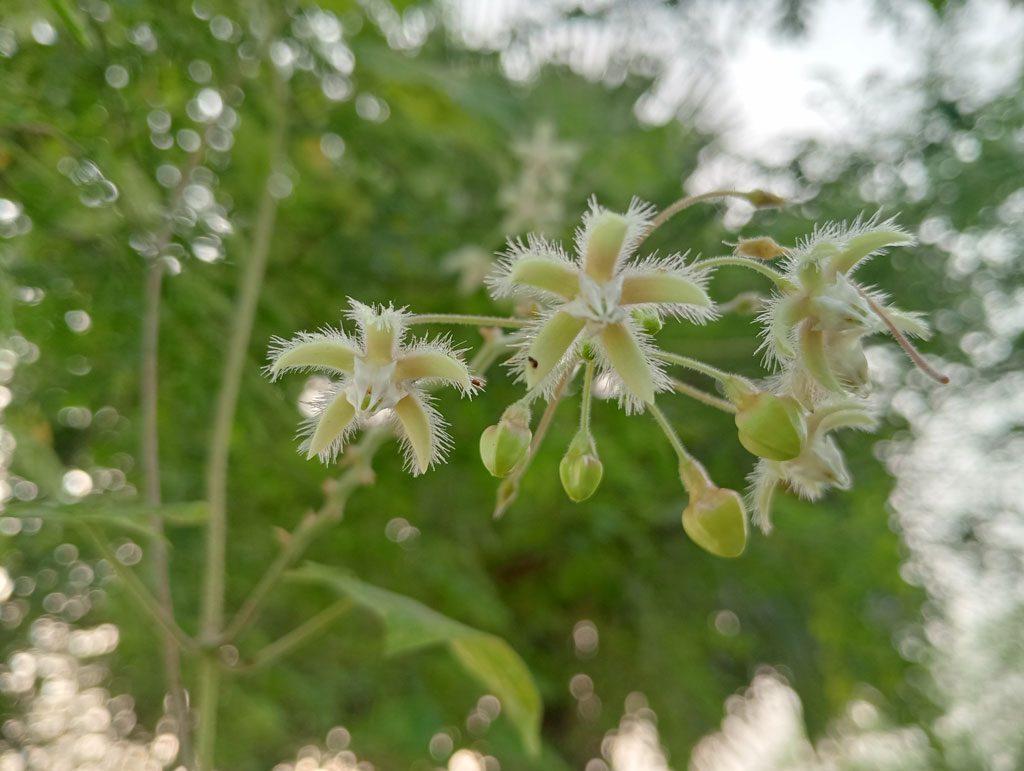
[
  {"x1": 291, "y1": 563, "x2": 542, "y2": 756},
  {"x1": 4, "y1": 500, "x2": 209, "y2": 541}
]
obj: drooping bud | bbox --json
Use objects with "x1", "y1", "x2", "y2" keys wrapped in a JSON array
[
  {"x1": 733, "y1": 392, "x2": 807, "y2": 461},
  {"x1": 559, "y1": 431, "x2": 603, "y2": 502},
  {"x1": 743, "y1": 189, "x2": 785, "y2": 208},
  {"x1": 479, "y1": 403, "x2": 532, "y2": 478},
  {"x1": 682, "y1": 487, "x2": 748, "y2": 558}
]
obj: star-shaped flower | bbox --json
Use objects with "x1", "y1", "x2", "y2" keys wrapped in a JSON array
[
  {"x1": 267, "y1": 300, "x2": 478, "y2": 474},
  {"x1": 758, "y1": 215, "x2": 931, "y2": 396},
  {"x1": 488, "y1": 198, "x2": 715, "y2": 413}
]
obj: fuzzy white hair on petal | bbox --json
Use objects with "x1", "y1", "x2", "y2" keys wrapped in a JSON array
[
  {"x1": 391, "y1": 390, "x2": 452, "y2": 476},
  {"x1": 592, "y1": 317, "x2": 670, "y2": 415},
  {"x1": 572, "y1": 196, "x2": 656, "y2": 277},
  {"x1": 296, "y1": 380, "x2": 361, "y2": 464},
  {"x1": 617, "y1": 252, "x2": 719, "y2": 324},
  {"x1": 344, "y1": 297, "x2": 410, "y2": 351},
  {"x1": 264, "y1": 326, "x2": 359, "y2": 381},
  {"x1": 486, "y1": 234, "x2": 574, "y2": 302}
]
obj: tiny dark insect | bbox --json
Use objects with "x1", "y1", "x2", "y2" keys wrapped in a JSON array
[{"x1": 528, "y1": 356, "x2": 538, "y2": 368}]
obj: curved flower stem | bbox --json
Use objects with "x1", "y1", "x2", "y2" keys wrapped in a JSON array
[
  {"x1": 579, "y1": 359, "x2": 595, "y2": 434},
  {"x1": 851, "y1": 281, "x2": 950, "y2": 384},
  {"x1": 494, "y1": 366, "x2": 575, "y2": 519},
  {"x1": 699, "y1": 256, "x2": 795, "y2": 290},
  {"x1": 652, "y1": 350, "x2": 750, "y2": 393},
  {"x1": 229, "y1": 598, "x2": 354, "y2": 674},
  {"x1": 670, "y1": 378, "x2": 737, "y2": 413},
  {"x1": 647, "y1": 402, "x2": 712, "y2": 495},
  {"x1": 640, "y1": 189, "x2": 784, "y2": 245},
  {"x1": 407, "y1": 313, "x2": 531, "y2": 329}
]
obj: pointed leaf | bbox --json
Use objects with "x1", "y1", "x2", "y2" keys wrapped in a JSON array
[{"x1": 290, "y1": 564, "x2": 542, "y2": 756}]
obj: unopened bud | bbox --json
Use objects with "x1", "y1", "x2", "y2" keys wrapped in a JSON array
[
  {"x1": 682, "y1": 487, "x2": 747, "y2": 558},
  {"x1": 744, "y1": 189, "x2": 786, "y2": 208},
  {"x1": 559, "y1": 432, "x2": 603, "y2": 503},
  {"x1": 632, "y1": 308, "x2": 663, "y2": 335},
  {"x1": 480, "y1": 404, "x2": 532, "y2": 478},
  {"x1": 734, "y1": 392, "x2": 807, "y2": 461},
  {"x1": 734, "y1": 236, "x2": 788, "y2": 260}
]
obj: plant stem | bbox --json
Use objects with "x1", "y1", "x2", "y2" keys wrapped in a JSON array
[
  {"x1": 231, "y1": 599, "x2": 354, "y2": 674},
  {"x1": 196, "y1": 61, "x2": 289, "y2": 771},
  {"x1": 221, "y1": 464, "x2": 374, "y2": 644},
  {"x1": 493, "y1": 366, "x2": 574, "y2": 519},
  {"x1": 670, "y1": 378, "x2": 736, "y2": 413},
  {"x1": 407, "y1": 313, "x2": 531, "y2": 329},
  {"x1": 852, "y1": 281, "x2": 949, "y2": 384},
  {"x1": 141, "y1": 131, "x2": 206, "y2": 770},
  {"x1": 78, "y1": 524, "x2": 194, "y2": 651},
  {"x1": 579, "y1": 359, "x2": 595, "y2": 434},
  {"x1": 640, "y1": 189, "x2": 782, "y2": 245},
  {"x1": 647, "y1": 402, "x2": 711, "y2": 494},
  {"x1": 652, "y1": 350, "x2": 747, "y2": 389},
  {"x1": 699, "y1": 256, "x2": 795, "y2": 290}
]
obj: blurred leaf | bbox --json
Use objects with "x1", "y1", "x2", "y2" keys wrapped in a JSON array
[
  {"x1": 5, "y1": 500, "x2": 208, "y2": 540},
  {"x1": 291, "y1": 563, "x2": 542, "y2": 757}
]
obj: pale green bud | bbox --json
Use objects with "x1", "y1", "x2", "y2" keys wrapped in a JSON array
[
  {"x1": 559, "y1": 432, "x2": 603, "y2": 503},
  {"x1": 734, "y1": 392, "x2": 807, "y2": 461},
  {"x1": 479, "y1": 404, "x2": 532, "y2": 478},
  {"x1": 682, "y1": 487, "x2": 747, "y2": 558},
  {"x1": 632, "y1": 308, "x2": 663, "y2": 335}
]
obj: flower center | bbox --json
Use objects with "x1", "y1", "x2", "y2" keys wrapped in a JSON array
[
  {"x1": 566, "y1": 274, "x2": 626, "y2": 327},
  {"x1": 346, "y1": 358, "x2": 402, "y2": 415}
]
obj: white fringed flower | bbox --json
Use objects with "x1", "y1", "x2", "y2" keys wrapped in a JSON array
[
  {"x1": 747, "y1": 399, "x2": 877, "y2": 532},
  {"x1": 487, "y1": 197, "x2": 716, "y2": 413},
  {"x1": 757, "y1": 214, "x2": 930, "y2": 395},
  {"x1": 267, "y1": 300, "x2": 478, "y2": 474}
]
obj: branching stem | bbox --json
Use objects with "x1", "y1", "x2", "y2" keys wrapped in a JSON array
[{"x1": 408, "y1": 313, "x2": 531, "y2": 329}]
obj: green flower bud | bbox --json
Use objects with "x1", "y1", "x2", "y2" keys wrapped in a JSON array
[
  {"x1": 559, "y1": 432, "x2": 603, "y2": 503},
  {"x1": 734, "y1": 392, "x2": 807, "y2": 461},
  {"x1": 479, "y1": 404, "x2": 532, "y2": 478},
  {"x1": 682, "y1": 487, "x2": 747, "y2": 558},
  {"x1": 632, "y1": 308, "x2": 664, "y2": 335}
]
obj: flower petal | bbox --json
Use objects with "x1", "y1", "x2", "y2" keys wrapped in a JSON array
[
  {"x1": 394, "y1": 351, "x2": 474, "y2": 392},
  {"x1": 394, "y1": 393, "x2": 436, "y2": 475},
  {"x1": 829, "y1": 228, "x2": 913, "y2": 275},
  {"x1": 269, "y1": 338, "x2": 358, "y2": 379},
  {"x1": 583, "y1": 212, "x2": 628, "y2": 282},
  {"x1": 508, "y1": 256, "x2": 580, "y2": 299},
  {"x1": 306, "y1": 391, "x2": 357, "y2": 459},
  {"x1": 798, "y1": 324, "x2": 844, "y2": 393},
  {"x1": 620, "y1": 273, "x2": 711, "y2": 308},
  {"x1": 600, "y1": 322, "x2": 655, "y2": 405},
  {"x1": 524, "y1": 312, "x2": 585, "y2": 390}
]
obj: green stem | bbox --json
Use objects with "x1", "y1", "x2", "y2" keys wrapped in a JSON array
[
  {"x1": 652, "y1": 350, "x2": 749, "y2": 391},
  {"x1": 407, "y1": 313, "x2": 531, "y2": 329},
  {"x1": 221, "y1": 464, "x2": 374, "y2": 644},
  {"x1": 699, "y1": 256, "x2": 794, "y2": 289},
  {"x1": 579, "y1": 359, "x2": 595, "y2": 435},
  {"x1": 231, "y1": 599, "x2": 354, "y2": 674},
  {"x1": 196, "y1": 52, "x2": 289, "y2": 771},
  {"x1": 78, "y1": 524, "x2": 194, "y2": 652},
  {"x1": 640, "y1": 189, "x2": 782, "y2": 245},
  {"x1": 670, "y1": 378, "x2": 736, "y2": 413},
  {"x1": 647, "y1": 402, "x2": 711, "y2": 494}
]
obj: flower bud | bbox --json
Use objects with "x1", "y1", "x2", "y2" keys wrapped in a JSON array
[
  {"x1": 734, "y1": 236, "x2": 788, "y2": 260},
  {"x1": 559, "y1": 432, "x2": 603, "y2": 502},
  {"x1": 632, "y1": 308, "x2": 664, "y2": 335},
  {"x1": 734, "y1": 392, "x2": 807, "y2": 461},
  {"x1": 682, "y1": 487, "x2": 747, "y2": 558},
  {"x1": 479, "y1": 404, "x2": 532, "y2": 478}
]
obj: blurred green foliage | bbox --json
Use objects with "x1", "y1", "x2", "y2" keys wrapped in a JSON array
[{"x1": 1, "y1": 0, "x2": 1017, "y2": 769}]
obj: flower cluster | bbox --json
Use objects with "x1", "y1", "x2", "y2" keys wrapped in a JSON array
[
  {"x1": 266, "y1": 193, "x2": 944, "y2": 558},
  {"x1": 743, "y1": 215, "x2": 938, "y2": 531}
]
